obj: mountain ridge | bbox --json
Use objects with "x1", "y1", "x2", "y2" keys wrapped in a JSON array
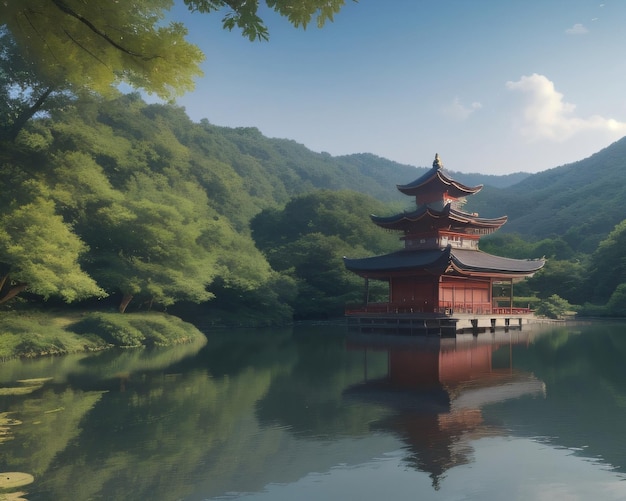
[{"x1": 465, "y1": 136, "x2": 626, "y2": 252}]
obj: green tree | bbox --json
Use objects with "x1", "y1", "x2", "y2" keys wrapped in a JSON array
[
  {"x1": 251, "y1": 190, "x2": 400, "y2": 318},
  {"x1": 82, "y1": 175, "x2": 219, "y2": 313},
  {"x1": 262, "y1": 233, "x2": 366, "y2": 319},
  {"x1": 183, "y1": 0, "x2": 350, "y2": 41},
  {"x1": 0, "y1": 29, "x2": 75, "y2": 141},
  {"x1": 0, "y1": 185, "x2": 105, "y2": 304},
  {"x1": 28, "y1": 94, "x2": 276, "y2": 314},
  {"x1": 480, "y1": 233, "x2": 540, "y2": 259},
  {"x1": 535, "y1": 294, "x2": 575, "y2": 319},
  {"x1": 3, "y1": 0, "x2": 204, "y2": 100},
  {"x1": 2, "y1": 1, "x2": 353, "y2": 139},
  {"x1": 587, "y1": 219, "x2": 626, "y2": 303},
  {"x1": 607, "y1": 283, "x2": 626, "y2": 316},
  {"x1": 251, "y1": 189, "x2": 398, "y2": 256},
  {"x1": 526, "y1": 259, "x2": 587, "y2": 305}
]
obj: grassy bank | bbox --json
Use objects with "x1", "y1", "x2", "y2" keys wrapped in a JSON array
[{"x1": 0, "y1": 311, "x2": 207, "y2": 361}]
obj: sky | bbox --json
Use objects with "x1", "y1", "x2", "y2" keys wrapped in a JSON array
[{"x1": 164, "y1": 1, "x2": 626, "y2": 175}]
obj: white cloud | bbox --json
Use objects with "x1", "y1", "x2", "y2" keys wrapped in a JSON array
[
  {"x1": 443, "y1": 97, "x2": 482, "y2": 121},
  {"x1": 566, "y1": 23, "x2": 588, "y2": 34},
  {"x1": 505, "y1": 73, "x2": 626, "y2": 141}
]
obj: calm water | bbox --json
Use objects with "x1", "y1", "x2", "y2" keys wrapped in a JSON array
[{"x1": 1, "y1": 321, "x2": 626, "y2": 500}]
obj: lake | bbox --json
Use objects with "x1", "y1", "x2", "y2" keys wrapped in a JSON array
[{"x1": 1, "y1": 320, "x2": 626, "y2": 500}]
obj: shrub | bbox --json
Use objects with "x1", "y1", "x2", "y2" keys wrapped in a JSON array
[{"x1": 535, "y1": 294, "x2": 576, "y2": 319}]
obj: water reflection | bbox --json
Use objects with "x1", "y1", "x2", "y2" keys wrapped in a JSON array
[
  {"x1": 345, "y1": 330, "x2": 546, "y2": 488},
  {"x1": 0, "y1": 323, "x2": 626, "y2": 499}
]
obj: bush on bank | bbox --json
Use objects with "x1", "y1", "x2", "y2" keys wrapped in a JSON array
[{"x1": 0, "y1": 311, "x2": 206, "y2": 360}]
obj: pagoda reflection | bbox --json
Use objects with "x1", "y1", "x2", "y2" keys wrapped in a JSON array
[{"x1": 344, "y1": 331, "x2": 546, "y2": 489}]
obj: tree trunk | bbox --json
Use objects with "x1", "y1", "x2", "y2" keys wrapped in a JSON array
[
  {"x1": 119, "y1": 293, "x2": 133, "y2": 313},
  {"x1": 0, "y1": 283, "x2": 28, "y2": 304},
  {"x1": 2, "y1": 87, "x2": 55, "y2": 142}
]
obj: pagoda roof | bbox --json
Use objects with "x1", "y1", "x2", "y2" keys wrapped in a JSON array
[
  {"x1": 370, "y1": 204, "x2": 507, "y2": 232},
  {"x1": 344, "y1": 248, "x2": 452, "y2": 276},
  {"x1": 343, "y1": 246, "x2": 544, "y2": 278},
  {"x1": 397, "y1": 155, "x2": 482, "y2": 198},
  {"x1": 450, "y1": 248, "x2": 544, "y2": 276}
]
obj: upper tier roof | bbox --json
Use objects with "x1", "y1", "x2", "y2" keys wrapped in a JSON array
[
  {"x1": 370, "y1": 203, "x2": 508, "y2": 233},
  {"x1": 397, "y1": 154, "x2": 482, "y2": 199},
  {"x1": 343, "y1": 246, "x2": 545, "y2": 279}
]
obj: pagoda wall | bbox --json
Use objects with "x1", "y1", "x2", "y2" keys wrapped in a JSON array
[
  {"x1": 439, "y1": 277, "x2": 491, "y2": 314},
  {"x1": 390, "y1": 276, "x2": 438, "y2": 312},
  {"x1": 403, "y1": 232, "x2": 480, "y2": 251}
]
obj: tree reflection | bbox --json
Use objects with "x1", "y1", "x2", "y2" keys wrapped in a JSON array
[{"x1": 2, "y1": 323, "x2": 626, "y2": 499}]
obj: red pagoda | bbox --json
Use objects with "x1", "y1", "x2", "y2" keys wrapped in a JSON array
[{"x1": 343, "y1": 154, "x2": 544, "y2": 334}]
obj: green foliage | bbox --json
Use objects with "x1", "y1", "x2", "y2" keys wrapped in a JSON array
[
  {"x1": 68, "y1": 312, "x2": 202, "y2": 347},
  {"x1": 0, "y1": 312, "x2": 110, "y2": 359},
  {"x1": 586, "y1": 219, "x2": 626, "y2": 303},
  {"x1": 480, "y1": 234, "x2": 539, "y2": 259},
  {"x1": 6, "y1": 85, "x2": 626, "y2": 323},
  {"x1": 251, "y1": 191, "x2": 398, "y2": 319},
  {"x1": 535, "y1": 294, "x2": 576, "y2": 319},
  {"x1": 0, "y1": 29, "x2": 74, "y2": 141},
  {"x1": 252, "y1": 189, "x2": 398, "y2": 256},
  {"x1": 467, "y1": 137, "x2": 626, "y2": 254},
  {"x1": 607, "y1": 283, "x2": 626, "y2": 317},
  {"x1": 3, "y1": 0, "x2": 204, "y2": 101},
  {"x1": 70, "y1": 312, "x2": 145, "y2": 347},
  {"x1": 0, "y1": 186, "x2": 105, "y2": 303},
  {"x1": 512, "y1": 296, "x2": 541, "y2": 310},
  {"x1": 184, "y1": 0, "x2": 351, "y2": 41},
  {"x1": 480, "y1": 234, "x2": 574, "y2": 261},
  {"x1": 1, "y1": 0, "x2": 357, "y2": 141},
  {"x1": 527, "y1": 258, "x2": 587, "y2": 305},
  {"x1": 197, "y1": 273, "x2": 297, "y2": 326},
  {"x1": 577, "y1": 302, "x2": 609, "y2": 317}
]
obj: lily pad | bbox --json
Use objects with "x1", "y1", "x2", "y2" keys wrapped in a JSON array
[
  {"x1": 0, "y1": 491, "x2": 28, "y2": 500},
  {"x1": 16, "y1": 378, "x2": 52, "y2": 385},
  {"x1": 0, "y1": 413, "x2": 21, "y2": 427},
  {"x1": 0, "y1": 472, "x2": 34, "y2": 490},
  {"x1": 0, "y1": 386, "x2": 42, "y2": 396}
]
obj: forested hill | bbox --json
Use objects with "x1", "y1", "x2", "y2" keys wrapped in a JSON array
[
  {"x1": 466, "y1": 136, "x2": 626, "y2": 252},
  {"x1": 5, "y1": 91, "x2": 626, "y2": 321},
  {"x1": 201, "y1": 126, "x2": 528, "y2": 206}
]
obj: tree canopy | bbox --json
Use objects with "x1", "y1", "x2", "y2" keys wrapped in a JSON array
[
  {"x1": 2, "y1": 1, "x2": 204, "y2": 100},
  {"x1": 183, "y1": 0, "x2": 349, "y2": 41},
  {"x1": 1, "y1": 0, "x2": 353, "y2": 141},
  {"x1": 2, "y1": 84, "x2": 626, "y2": 320}
]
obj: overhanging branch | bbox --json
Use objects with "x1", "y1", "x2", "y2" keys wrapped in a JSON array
[{"x1": 50, "y1": 0, "x2": 156, "y2": 61}]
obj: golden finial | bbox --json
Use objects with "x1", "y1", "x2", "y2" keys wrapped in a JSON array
[{"x1": 433, "y1": 153, "x2": 443, "y2": 169}]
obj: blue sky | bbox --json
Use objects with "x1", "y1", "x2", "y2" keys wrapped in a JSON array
[{"x1": 166, "y1": 1, "x2": 626, "y2": 175}]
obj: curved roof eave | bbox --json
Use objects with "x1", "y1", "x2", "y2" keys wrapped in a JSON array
[
  {"x1": 343, "y1": 247, "x2": 545, "y2": 278},
  {"x1": 450, "y1": 249, "x2": 545, "y2": 275},
  {"x1": 397, "y1": 167, "x2": 482, "y2": 197},
  {"x1": 343, "y1": 247, "x2": 452, "y2": 275},
  {"x1": 370, "y1": 206, "x2": 507, "y2": 230},
  {"x1": 370, "y1": 205, "x2": 445, "y2": 226}
]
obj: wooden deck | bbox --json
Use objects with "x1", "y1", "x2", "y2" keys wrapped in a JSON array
[{"x1": 346, "y1": 310, "x2": 538, "y2": 337}]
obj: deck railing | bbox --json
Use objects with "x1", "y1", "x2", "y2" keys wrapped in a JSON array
[{"x1": 345, "y1": 302, "x2": 532, "y2": 316}]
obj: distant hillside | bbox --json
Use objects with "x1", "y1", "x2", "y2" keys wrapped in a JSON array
[
  {"x1": 450, "y1": 171, "x2": 531, "y2": 189},
  {"x1": 69, "y1": 96, "x2": 623, "y2": 254},
  {"x1": 465, "y1": 137, "x2": 626, "y2": 252},
  {"x1": 191, "y1": 116, "x2": 621, "y2": 254},
  {"x1": 335, "y1": 154, "x2": 530, "y2": 191},
  {"x1": 206, "y1": 128, "x2": 415, "y2": 205},
  {"x1": 194, "y1": 127, "x2": 527, "y2": 208}
]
